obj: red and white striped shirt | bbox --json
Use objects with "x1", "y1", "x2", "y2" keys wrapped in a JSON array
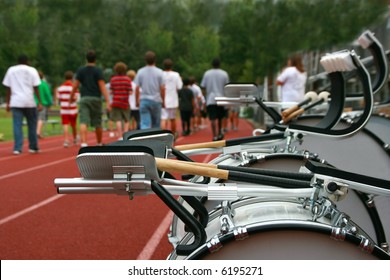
[{"x1": 57, "y1": 80, "x2": 78, "y2": 115}]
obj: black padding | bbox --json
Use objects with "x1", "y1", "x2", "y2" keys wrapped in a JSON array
[
  {"x1": 78, "y1": 143, "x2": 155, "y2": 156},
  {"x1": 305, "y1": 160, "x2": 390, "y2": 190},
  {"x1": 123, "y1": 128, "x2": 173, "y2": 140},
  {"x1": 227, "y1": 132, "x2": 285, "y2": 146},
  {"x1": 107, "y1": 139, "x2": 168, "y2": 158}
]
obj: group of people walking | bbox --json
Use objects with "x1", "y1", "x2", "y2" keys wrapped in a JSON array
[{"x1": 2, "y1": 49, "x2": 306, "y2": 154}]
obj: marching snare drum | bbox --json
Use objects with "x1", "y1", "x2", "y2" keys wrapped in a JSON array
[
  {"x1": 168, "y1": 151, "x2": 386, "y2": 253},
  {"x1": 168, "y1": 114, "x2": 390, "y2": 258},
  {"x1": 168, "y1": 197, "x2": 387, "y2": 260}
]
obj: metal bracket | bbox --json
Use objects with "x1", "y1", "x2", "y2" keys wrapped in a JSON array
[{"x1": 219, "y1": 201, "x2": 235, "y2": 234}]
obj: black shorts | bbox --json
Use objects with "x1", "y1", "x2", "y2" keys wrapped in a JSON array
[{"x1": 207, "y1": 105, "x2": 225, "y2": 120}]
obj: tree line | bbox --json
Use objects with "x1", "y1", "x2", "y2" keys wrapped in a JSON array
[{"x1": 0, "y1": 0, "x2": 387, "y2": 94}]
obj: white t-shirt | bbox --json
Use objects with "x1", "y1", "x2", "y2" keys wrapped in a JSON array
[
  {"x1": 190, "y1": 83, "x2": 205, "y2": 109},
  {"x1": 128, "y1": 81, "x2": 138, "y2": 110},
  {"x1": 3, "y1": 64, "x2": 41, "y2": 108},
  {"x1": 277, "y1": 67, "x2": 307, "y2": 102},
  {"x1": 163, "y1": 70, "x2": 182, "y2": 108}
]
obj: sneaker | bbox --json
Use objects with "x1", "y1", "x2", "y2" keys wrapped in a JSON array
[
  {"x1": 80, "y1": 143, "x2": 88, "y2": 148},
  {"x1": 212, "y1": 136, "x2": 219, "y2": 141},
  {"x1": 63, "y1": 141, "x2": 69, "y2": 148},
  {"x1": 13, "y1": 150, "x2": 21, "y2": 155},
  {"x1": 29, "y1": 148, "x2": 40, "y2": 154},
  {"x1": 109, "y1": 132, "x2": 115, "y2": 138},
  {"x1": 217, "y1": 134, "x2": 224, "y2": 140}
]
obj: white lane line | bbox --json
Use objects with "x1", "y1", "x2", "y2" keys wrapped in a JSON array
[
  {"x1": 0, "y1": 156, "x2": 74, "y2": 180},
  {"x1": 0, "y1": 194, "x2": 64, "y2": 226},
  {"x1": 136, "y1": 211, "x2": 174, "y2": 260},
  {"x1": 0, "y1": 156, "x2": 75, "y2": 225}
]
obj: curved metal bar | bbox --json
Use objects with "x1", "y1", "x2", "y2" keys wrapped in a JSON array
[
  {"x1": 181, "y1": 196, "x2": 209, "y2": 228},
  {"x1": 287, "y1": 51, "x2": 374, "y2": 137},
  {"x1": 355, "y1": 191, "x2": 387, "y2": 246},
  {"x1": 151, "y1": 181, "x2": 206, "y2": 255},
  {"x1": 186, "y1": 220, "x2": 390, "y2": 260},
  {"x1": 359, "y1": 30, "x2": 388, "y2": 95}
]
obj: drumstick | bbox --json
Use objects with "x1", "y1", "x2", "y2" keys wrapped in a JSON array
[
  {"x1": 155, "y1": 158, "x2": 311, "y2": 188},
  {"x1": 281, "y1": 91, "x2": 318, "y2": 118},
  {"x1": 282, "y1": 91, "x2": 330, "y2": 123},
  {"x1": 174, "y1": 132, "x2": 285, "y2": 151},
  {"x1": 168, "y1": 159, "x2": 313, "y2": 181}
]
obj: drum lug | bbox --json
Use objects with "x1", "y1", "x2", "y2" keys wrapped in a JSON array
[
  {"x1": 234, "y1": 226, "x2": 249, "y2": 241},
  {"x1": 359, "y1": 237, "x2": 375, "y2": 254},
  {"x1": 207, "y1": 236, "x2": 222, "y2": 253},
  {"x1": 331, "y1": 227, "x2": 347, "y2": 241},
  {"x1": 380, "y1": 243, "x2": 389, "y2": 253}
]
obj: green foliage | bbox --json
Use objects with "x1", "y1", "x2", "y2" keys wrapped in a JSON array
[{"x1": 0, "y1": 0, "x2": 387, "y2": 94}]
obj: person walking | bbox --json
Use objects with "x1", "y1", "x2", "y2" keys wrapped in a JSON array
[
  {"x1": 189, "y1": 76, "x2": 205, "y2": 131},
  {"x1": 36, "y1": 71, "x2": 53, "y2": 139},
  {"x1": 109, "y1": 62, "x2": 132, "y2": 140},
  {"x1": 200, "y1": 58, "x2": 229, "y2": 141},
  {"x1": 178, "y1": 78, "x2": 195, "y2": 136},
  {"x1": 71, "y1": 50, "x2": 111, "y2": 147},
  {"x1": 134, "y1": 51, "x2": 165, "y2": 129},
  {"x1": 277, "y1": 53, "x2": 307, "y2": 104},
  {"x1": 127, "y1": 69, "x2": 140, "y2": 130},
  {"x1": 56, "y1": 70, "x2": 79, "y2": 147},
  {"x1": 2, "y1": 54, "x2": 42, "y2": 155},
  {"x1": 161, "y1": 58, "x2": 182, "y2": 137}
]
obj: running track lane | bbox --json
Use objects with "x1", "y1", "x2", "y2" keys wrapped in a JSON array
[{"x1": 0, "y1": 119, "x2": 254, "y2": 259}]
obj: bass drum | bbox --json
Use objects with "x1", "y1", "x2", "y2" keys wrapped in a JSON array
[
  {"x1": 168, "y1": 151, "x2": 387, "y2": 255},
  {"x1": 168, "y1": 197, "x2": 388, "y2": 260}
]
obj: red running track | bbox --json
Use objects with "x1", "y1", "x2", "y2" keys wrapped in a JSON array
[{"x1": 0, "y1": 118, "x2": 254, "y2": 260}]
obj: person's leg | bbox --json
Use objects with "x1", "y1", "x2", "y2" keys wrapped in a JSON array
[
  {"x1": 11, "y1": 108, "x2": 24, "y2": 153},
  {"x1": 70, "y1": 114, "x2": 78, "y2": 143},
  {"x1": 168, "y1": 108, "x2": 177, "y2": 135},
  {"x1": 207, "y1": 105, "x2": 218, "y2": 140},
  {"x1": 134, "y1": 110, "x2": 140, "y2": 129},
  {"x1": 140, "y1": 99, "x2": 152, "y2": 129},
  {"x1": 184, "y1": 111, "x2": 191, "y2": 134},
  {"x1": 216, "y1": 106, "x2": 226, "y2": 139},
  {"x1": 95, "y1": 127, "x2": 103, "y2": 144},
  {"x1": 170, "y1": 118, "x2": 176, "y2": 134},
  {"x1": 61, "y1": 115, "x2": 70, "y2": 146},
  {"x1": 25, "y1": 107, "x2": 39, "y2": 151},
  {"x1": 161, "y1": 108, "x2": 168, "y2": 130},
  {"x1": 78, "y1": 97, "x2": 91, "y2": 146},
  {"x1": 36, "y1": 107, "x2": 47, "y2": 138},
  {"x1": 79, "y1": 124, "x2": 88, "y2": 145},
  {"x1": 150, "y1": 101, "x2": 162, "y2": 128},
  {"x1": 90, "y1": 98, "x2": 103, "y2": 145},
  {"x1": 122, "y1": 108, "x2": 130, "y2": 134},
  {"x1": 115, "y1": 120, "x2": 123, "y2": 139},
  {"x1": 63, "y1": 124, "x2": 69, "y2": 146}
]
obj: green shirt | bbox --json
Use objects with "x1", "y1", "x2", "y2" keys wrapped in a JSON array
[{"x1": 35, "y1": 79, "x2": 53, "y2": 106}]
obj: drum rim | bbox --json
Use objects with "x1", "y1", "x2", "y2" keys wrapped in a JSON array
[{"x1": 180, "y1": 219, "x2": 389, "y2": 260}]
